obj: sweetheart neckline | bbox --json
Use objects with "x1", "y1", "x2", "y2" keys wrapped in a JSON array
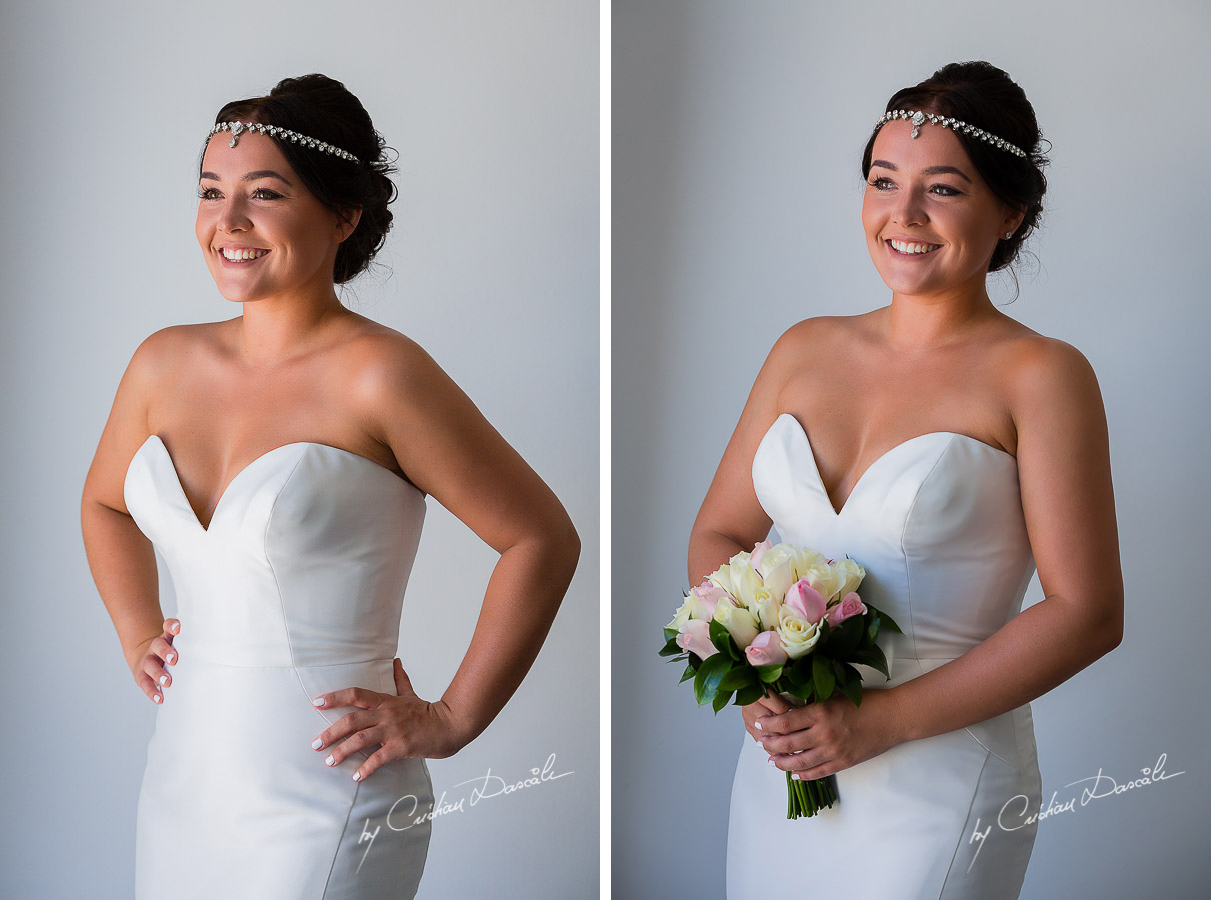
[
  {"x1": 765, "y1": 412, "x2": 1016, "y2": 518},
  {"x1": 133, "y1": 434, "x2": 423, "y2": 534}
]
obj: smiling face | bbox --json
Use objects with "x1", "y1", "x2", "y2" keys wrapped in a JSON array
[
  {"x1": 861, "y1": 118, "x2": 1024, "y2": 302},
  {"x1": 196, "y1": 131, "x2": 357, "y2": 304}
]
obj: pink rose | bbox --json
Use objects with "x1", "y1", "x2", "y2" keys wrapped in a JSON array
[
  {"x1": 750, "y1": 540, "x2": 773, "y2": 572},
  {"x1": 690, "y1": 580, "x2": 728, "y2": 617},
  {"x1": 744, "y1": 629, "x2": 788, "y2": 666},
  {"x1": 826, "y1": 592, "x2": 868, "y2": 627},
  {"x1": 783, "y1": 577, "x2": 827, "y2": 625},
  {"x1": 676, "y1": 619, "x2": 718, "y2": 660}
]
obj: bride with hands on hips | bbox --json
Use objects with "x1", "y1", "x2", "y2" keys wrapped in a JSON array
[
  {"x1": 688, "y1": 66, "x2": 1123, "y2": 794},
  {"x1": 81, "y1": 75, "x2": 580, "y2": 779}
]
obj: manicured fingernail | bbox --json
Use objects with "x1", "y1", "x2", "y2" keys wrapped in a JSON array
[
  {"x1": 153, "y1": 694, "x2": 162, "y2": 703},
  {"x1": 325, "y1": 754, "x2": 335, "y2": 766},
  {"x1": 312, "y1": 697, "x2": 325, "y2": 707},
  {"x1": 754, "y1": 722, "x2": 762, "y2": 730},
  {"x1": 312, "y1": 738, "x2": 323, "y2": 749},
  {"x1": 159, "y1": 674, "x2": 168, "y2": 685},
  {"x1": 352, "y1": 771, "x2": 361, "y2": 781},
  {"x1": 767, "y1": 756, "x2": 774, "y2": 765},
  {"x1": 791, "y1": 773, "x2": 800, "y2": 780},
  {"x1": 166, "y1": 652, "x2": 175, "y2": 664}
]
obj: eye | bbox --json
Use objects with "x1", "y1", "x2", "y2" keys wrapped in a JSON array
[
  {"x1": 931, "y1": 184, "x2": 961, "y2": 197},
  {"x1": 196, "y1": 187, "x2": 281, "y2": 200},
  {"x1": 868, "y1": 176, "x2": 893, "y2": 190}
]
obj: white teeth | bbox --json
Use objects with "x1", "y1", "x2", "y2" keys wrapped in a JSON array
[
  {"x1": 221, "y1": 248, "x2": 268, "y2": 261},
  {"x1": 889, "y1": 239, "x2": 939, "y2": 255}
]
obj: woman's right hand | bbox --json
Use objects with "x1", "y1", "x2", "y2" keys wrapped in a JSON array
[
  {"x1": 128, "y1": 618, "x2": 180, "y2": 704},
  {"x1": 741, "y1": 692, "x2": 793, "y2": 744}
]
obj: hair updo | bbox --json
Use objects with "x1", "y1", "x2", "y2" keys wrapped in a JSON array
[
  {"x1": 200, "y1": 73, "x2": 398, "y2": 285},
  {"x1": 861, "y1": 60, "x2": 1050, "y2": 284}
]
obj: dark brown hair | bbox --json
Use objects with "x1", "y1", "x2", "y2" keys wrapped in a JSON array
[
  {"x1": 199, "y1": 73, "x2": 398, "y2": 285},
  {"x1": 861, "y1": 61, "x2": 1051, "y2": 294}
]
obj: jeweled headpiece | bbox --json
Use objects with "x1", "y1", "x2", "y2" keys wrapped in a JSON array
[
  {"x1": 874, "y1": 109, "x2": 1027, "y2": 158},
  {"x1": 207, "y1": 121, "x2": 361, "y2": 164}
]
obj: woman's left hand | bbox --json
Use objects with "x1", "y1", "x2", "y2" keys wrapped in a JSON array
[
  {"x1": 310, "y1": 657, "x2": 468, "y2": 781},
  {"x1": 754, "y1": 687, "x2": 903, "y2": 781}
]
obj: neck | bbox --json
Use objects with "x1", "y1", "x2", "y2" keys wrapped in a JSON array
[
  {"x1": 882, "y1": 277, "x2": 998, "y2": 352},
  {"x1": 234, "y1": 289, "x2": 350, "y2": 367}
]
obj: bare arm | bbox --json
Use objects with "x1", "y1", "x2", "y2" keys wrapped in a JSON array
[
  {"x1": 354, "y1": 334, "x2": 580, "y2": 750},
  {"x1": 884, "y1": 337, "x2": 1124, "y2": 744},
  {"x1": 81, "y1": 329, "x2": 178, "y2": 673},
  {"x1": 687, "y1": 321, "x2": 814, "y2": 587}
]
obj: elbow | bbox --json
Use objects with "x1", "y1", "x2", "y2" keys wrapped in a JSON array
[{"x1": 542, "y1": 512, "x2": 580, "y2": 583}]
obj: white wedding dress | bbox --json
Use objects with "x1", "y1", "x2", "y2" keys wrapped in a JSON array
[
  {"x1": 124, "y1": 434, "x2": 434, "y2": 898},
  {"x1": 727, "y1": 413, "x2": 1042, "y2": 900}
]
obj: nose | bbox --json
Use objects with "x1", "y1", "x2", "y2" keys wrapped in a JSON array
[
  {"x1": 891, "y1": 184, "x2": 928, "y2": 227},
  {"x1": 216, "y1": 193, "x2": 252, "y2": 233}
]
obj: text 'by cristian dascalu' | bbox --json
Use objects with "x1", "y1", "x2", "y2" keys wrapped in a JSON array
[
  {"x1": 966, "y1": 751, "x2": 1184, "y2": 872},
  {"x1": 354, "y1": 752, "x2": 573, "y2": 871}
]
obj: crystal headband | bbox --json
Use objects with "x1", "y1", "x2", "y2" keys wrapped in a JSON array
[
  {"x1": 875, "y1": 109, "x2": 1027, "y2": 158},
  {"x1": 207, "y1": 121, "x2": 361, "y2": 164}
]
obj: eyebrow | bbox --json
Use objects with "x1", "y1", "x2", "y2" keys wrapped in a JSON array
[
  {"x1": 199, "y1": 170, "x2": 293, "y2": 186},
  {"x1": 870, "y1": 160, "x2": 971, "y2": 184}
]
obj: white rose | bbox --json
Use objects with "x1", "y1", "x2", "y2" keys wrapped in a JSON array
[
  {"x1": 758, "y1": 543, "x2": 797, "y2": 577},
  {"x1": 749, "y1": 586, "x2": 781, "y2": 632},
  {"x1": 729, "y1": 562, "x2": 763, "y2": 610},
  {"x1": 777, "y1": 604, "x2": 822, "y2": 660},
  {"x1": 832, "y1": 558, "x2": 865, "y2": 602},
  {"x1": 713, "y1": 599, "x2": 761, "y2": 650},
  {"x1": 666, "y1": 594, "x2": 693, "y2": 631},
  {"x1": 792, "y1": 547, "x2": 828, "y2": 581},
  {"x1": 707, "y1": 563, "x2": 739, "y2": 600},
  {"x1": 760, "y1": 558, "x2": 794, "y2": 608},
  {"x1": 801, "y1": 560, "x2": 845, "y2": 604}
]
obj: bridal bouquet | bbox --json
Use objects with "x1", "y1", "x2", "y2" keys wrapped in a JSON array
[{"x1": 660, "y1": 540, "x2": 901, "y2": 818}]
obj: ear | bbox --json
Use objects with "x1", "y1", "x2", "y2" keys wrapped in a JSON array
[
  {"x1": 334, "y1": 206, "x2": 363, "y2": 242},
  {"x1": 1002, "y1": 203, "x2": 1026, "y2": 237}
]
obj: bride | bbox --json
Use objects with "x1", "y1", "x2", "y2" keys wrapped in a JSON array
[
  {"x1": 80, "y1": 73, "x2": 579, "y2": 897},
  {"x1": 688, "y1": 61, "x2": 1123, "y2": 899}
]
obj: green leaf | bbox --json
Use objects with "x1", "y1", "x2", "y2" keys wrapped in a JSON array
[
  {"x1": 734, "y1": 683, "x2": 765, "y2": 706},
  {"x1": 849, "y1": 645, "x2": 891, "y2": 679},
  {"x1": 812, "y1": 653, "x2": 835, "y2": 701},
  {"x1": 693, "y1": 653, "x2": 733, "y2": 706},
  {"x1": 658, "y1": 634, "x2": 683, "y2": 657},
  {"x1": 679, "y1": 661, "x2": 696, "y2": 684},
  {"x1": 721, "y1": 666, "x2": 756, "y2": 691},
  {"x1": 865, "y1": 615, "x2": 881, "y2": 646},
  {"x1": 787, "y1": 656, "x2": 812, "y2": 686},
  {"x1": 869, "y1": 604, "x2": 903, "y2": 634},
  {"x1": 663, "y1": 626, "x2": 680, "y2": 644},
  {"x1": 753, "y1": 663, "x2": 784, "y2": 684},
  {"x1": 709, "y1": 618, "x2": 742, "y2": 660},
  {"x1": 712, "y1": 688, "x2": 734, "y2": 713},
  {"x1": 826, "y1": 615, "x2": 864, "y2": 656},
  {"x1": 837, "y1": 677, "x2": 862, "y2": 707}
]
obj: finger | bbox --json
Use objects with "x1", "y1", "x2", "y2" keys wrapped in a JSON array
[
  {"x1": 322, "y1": 724, "x2": 383, "y2": 769},
  {"x1": 311, "y1": 709, "x2": 377, "y2": 752},
  {"x1": 143, "y1": 652, "x2": 172, "y2": 691},
  {"x1": 352, "y1": 746, "x2": 398, "y2": 782},
  {"x1": 163, "y1": 618, "x2": 181, "y2": 636},
  {"x1": 311, "y1": 686, "x2": 380, "y2": 711},
  {"x1": 134, "y1": 668, "x2": 164, "y2": 704}
]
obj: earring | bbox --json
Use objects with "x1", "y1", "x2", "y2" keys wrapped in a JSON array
[{"x1": 1003, "y1": 231, "x2": 1013, "y2": 239}]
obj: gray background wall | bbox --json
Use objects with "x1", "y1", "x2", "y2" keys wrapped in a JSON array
[
  {"x1": 614, "y1": 1, "x2": 1209, "y2": 897},
  {"x1": 0, "y1": 1, "x2": 598, "y2": 897}
]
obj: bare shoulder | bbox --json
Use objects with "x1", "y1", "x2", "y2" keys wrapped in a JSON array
[
  {"x1": 1004, "y1": 331, "x2": 1105, "y2": 427},
  {"x1": 337, "y1": 322, "x2": 447, "y2": 403},
  {"x1": 763, "y1": 314, "x2": 852, "y2": 369}
]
